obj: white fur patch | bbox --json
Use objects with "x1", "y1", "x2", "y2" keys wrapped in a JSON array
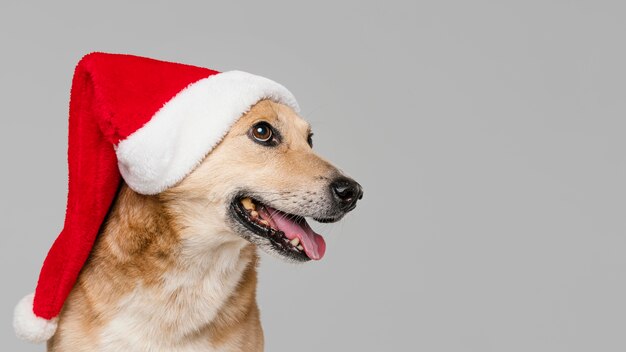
[
  {"x1": 98, "y1": 238, "x2": 252, "y2": 351},
  {"x1": 13, "y1": 293, "x2": 58, "y2": 343},
  {"x1": 116, "y1": 70, "x2": 300, "y2": 195}
]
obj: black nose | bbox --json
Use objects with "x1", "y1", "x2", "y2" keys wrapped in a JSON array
[{"x1": 330, "y1": 177, "x2": 363, "y2": 211}]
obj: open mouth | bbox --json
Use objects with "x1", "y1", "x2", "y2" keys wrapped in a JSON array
[{"x1": 231, "y1": 197, "x2": 327, "y2": 262}]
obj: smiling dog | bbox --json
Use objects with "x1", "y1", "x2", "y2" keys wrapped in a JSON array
[
  {"x1": 13, "y1": 54, "x2": 362, "y2": 351},
  {"x1": 50, "y1": 100, "x2": 361, "y2": 351}
]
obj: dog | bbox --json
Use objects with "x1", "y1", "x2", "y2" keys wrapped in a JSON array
[{"x1": 47, "y1": 99, "x2": 363, "y2": 351}]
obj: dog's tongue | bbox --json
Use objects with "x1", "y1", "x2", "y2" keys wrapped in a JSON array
[{"x1": 262, "y1": 206, "x2": 326, "y2": 260}]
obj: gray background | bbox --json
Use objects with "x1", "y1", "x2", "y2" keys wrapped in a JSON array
[{"x1": 1, "y1": 1, "x2": 625, "y2": 351}]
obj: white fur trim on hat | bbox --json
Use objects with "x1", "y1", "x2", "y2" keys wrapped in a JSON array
[
  {"x1": 116, "y1": 70, "x2": 300, "y2": 195},
  {"x1": 14, "y1": 293, "x2": 58, "y2": 343}
]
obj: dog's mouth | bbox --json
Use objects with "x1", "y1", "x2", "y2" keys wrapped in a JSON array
[{"x1": 231, "y1": 197, "x2": 327, "y2": 262}]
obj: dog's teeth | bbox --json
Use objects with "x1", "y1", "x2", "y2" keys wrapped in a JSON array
[
  {"x1": 259, "y1": 219, "x2": 269, "y2": 226},
  {"x1": 250, "y1": 210, "x2": 259, "y2": 218},
  {"x1": 297, "y1": 245, "x2": 304, "y2": 251},
  {"x1": 290, "y1": 238, "x2": 300, "y2": 246},
  {"x1": 241, "y1": 198, "x2": 255, "y2": 210}
]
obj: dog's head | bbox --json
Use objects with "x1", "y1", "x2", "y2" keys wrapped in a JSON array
[{"x1": 163, "y1": 100, "x2": 362, "y2": 262}]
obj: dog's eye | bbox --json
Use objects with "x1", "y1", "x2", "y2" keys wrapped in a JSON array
[
  {"x1": 252, "y1": 122, "x2": 272, "y2": 141},
  {"x1": 307, "y1": 132, "x2": 314, "y2": 148},
  {"x1": 250, "y1": 122, "x2": 276, "y2": 145}
]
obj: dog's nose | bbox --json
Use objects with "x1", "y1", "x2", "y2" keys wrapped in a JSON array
[{"x1": 330, "y1": 177, "x2": 363, "y2": 211}]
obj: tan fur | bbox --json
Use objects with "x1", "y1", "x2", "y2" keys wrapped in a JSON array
[{"x1": 49, "y1": 100, "x2": 342, "y2": 351}]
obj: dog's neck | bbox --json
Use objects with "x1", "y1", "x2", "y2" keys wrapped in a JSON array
[{"x1": 76, "y1": 183, "x2": 261, "y2": 350}]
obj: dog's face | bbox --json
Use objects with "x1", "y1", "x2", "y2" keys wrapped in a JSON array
[{"x1": 164, "y1": 100, "x2": 362, "y2": 262}]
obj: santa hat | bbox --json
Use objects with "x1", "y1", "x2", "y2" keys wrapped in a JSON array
[{"x1": 13, "y1": 52, "x2": 299, "y2": 343}]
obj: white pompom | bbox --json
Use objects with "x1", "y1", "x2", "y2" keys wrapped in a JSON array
[{"x1": 13, "y1": 293, "x2": 58, "y2": 343}]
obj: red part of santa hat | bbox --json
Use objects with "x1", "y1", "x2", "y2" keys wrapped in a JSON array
[{"x1": 14, "y1": 52, "x2": 299, "y2": 343}]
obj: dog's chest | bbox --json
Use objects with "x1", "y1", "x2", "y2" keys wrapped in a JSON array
[{"x1": 98, "y1": 245, "x2": 251, "y2": 351}]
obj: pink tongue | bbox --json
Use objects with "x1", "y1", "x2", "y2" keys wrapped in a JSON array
[{"x1": 261, "y1": 206, "x2": 326, "y2": 260}]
